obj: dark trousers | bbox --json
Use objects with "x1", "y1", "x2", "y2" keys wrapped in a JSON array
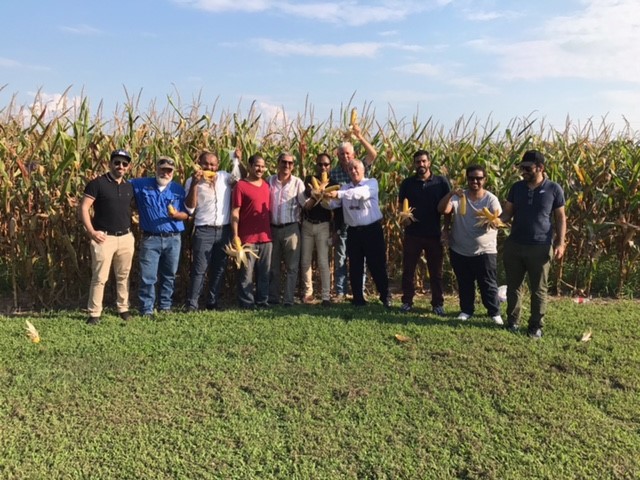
[
  {"x1": 346, "y1": 222, "x2": 389, "y2": 304},
  {"x1": 401, "y1": 234, "x2": 444, "y2": 307},
  {"x1": 186, "y1": 225, "x2": 231, "y2": 309},
  {"x1": 449, "y1": 249, "x2": 500, "y2": 317}
]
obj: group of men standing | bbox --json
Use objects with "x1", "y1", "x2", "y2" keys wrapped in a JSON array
[{"x1": 81, "y1": 139, "x2": 565, "y2": 339}]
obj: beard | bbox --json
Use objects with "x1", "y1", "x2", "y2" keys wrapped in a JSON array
[
  {"x1": 416, "y1": 166, "x2": 427, "y2": 176},
  {"x1": 156, "y1": 176, "x2": 171, "y2": 187}
]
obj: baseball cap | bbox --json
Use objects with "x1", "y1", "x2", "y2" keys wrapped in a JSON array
[
  {"x1": 520, "y1": 150, "x2": 545, "y2": 166},
  {"x1": 156, "y1": 156, "x2": 175, "y2": 170},
  {"x1": 110, "y1": 149, "x2": 132, "y2": 161}
]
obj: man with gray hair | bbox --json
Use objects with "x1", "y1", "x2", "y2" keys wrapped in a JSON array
[
  {"x1": 325, "y1": 159, "x2": 390, "y2": 308},
  {"x1": 267, "y1": 152, "x2": 307, "y2": 306},
  {"x1": 330, "y1": 123, "x2": 378, "y2": 302}
]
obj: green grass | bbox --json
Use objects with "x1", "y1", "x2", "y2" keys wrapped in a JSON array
[{"x1": 1, "y1": 298, "x2": 639, "y2": 479}]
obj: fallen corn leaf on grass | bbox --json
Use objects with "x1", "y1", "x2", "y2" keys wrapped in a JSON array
[{"x1": 0, "y1": 298, "x2": 639, "y2": 478}]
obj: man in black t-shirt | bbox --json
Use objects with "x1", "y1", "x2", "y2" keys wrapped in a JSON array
[
  {"x1": 398, "y1": 149, "x2": 451, "y2": 315},
  {"x1": 79, "y1": 149, "x2": 135, "y2": 324}
]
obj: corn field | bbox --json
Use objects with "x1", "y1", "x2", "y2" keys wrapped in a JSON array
[{"x1": 1, "y1": 92, "x2": 639, "y2": 310}]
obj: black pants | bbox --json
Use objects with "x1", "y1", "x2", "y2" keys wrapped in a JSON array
[
  {"x1": 347, "y1": 222, "x2": 389, "y2": 304},
  {"x1": 449, "y1": 249, "x2": 500, "y2": 317}
]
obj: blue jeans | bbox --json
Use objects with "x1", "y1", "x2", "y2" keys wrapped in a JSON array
[
  {"x1": 237, "y1": 242, "x2": 272, "y2": 307},
  {"x1": 186, "y1": 225, "x2": 230, "y2": 309},
  {"x1": 138, "y1": 233, "x2": 181, "y2": 314}
]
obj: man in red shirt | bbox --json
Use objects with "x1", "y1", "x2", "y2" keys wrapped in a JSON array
[{"x1": 231, "y1": 154, "x2": 272, "y2": 308}]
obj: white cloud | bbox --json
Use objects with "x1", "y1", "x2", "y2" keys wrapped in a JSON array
[
  {"x1": 463, "y1": 9, "x2": 519, "y2": 22},
  {"x1": 256, "y1": 39, "x2": 422, "y2": 57},
  {"x1": 175, "y1": 0, "x2": 443, "y2": 26},
  {"x1": 59, "y1": 24, "x2": 102, "y2": 35},
  {"x1": 471, "y1": 0, "x2": 640, "y2": 83},
  {"x1": 394, "y1": 62, "x2": 441, "y2": 77}
]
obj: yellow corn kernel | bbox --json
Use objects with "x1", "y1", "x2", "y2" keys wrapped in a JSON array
[
  {"x1": 402, "y1": 198, "x2": 410, "y2": 213},
  {"x1": 234, "y1": 236, "x2": 243, "y2": 250},
  {"x1": 350, "y1": 108, "x2": 358, "y2": 127},
  {"x1": 311, "y1": 177, "x2": 320, "y2": 190},
  {"x1": 459, "y1": 195, "x2": 467, "y2": 215},
  {"x1": 321, "y1": 171, "x2": 328, "y2": 183}
]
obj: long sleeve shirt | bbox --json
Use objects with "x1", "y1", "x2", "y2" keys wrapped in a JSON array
[{"x1": 331, "y1": 177, "x2": 383, "y2": 227}]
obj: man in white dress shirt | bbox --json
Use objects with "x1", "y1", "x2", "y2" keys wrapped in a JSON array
[
  {"x1": 267, "y1": 152, "x2": 308, "y2": 306},
  {"x1": 325, "y1": 160, "x2": 391, "y2": 307},
  {"x1": 184, "y1": 150, "x2": 243, "y2": 311}
]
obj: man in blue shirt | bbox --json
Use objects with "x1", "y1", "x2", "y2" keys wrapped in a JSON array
[
  {"x1": 501, "y1": 150, "x2": 566, "y2": 339},
  {"x1": 131, "y1": 156, "x2": 189, "y2": 315}
]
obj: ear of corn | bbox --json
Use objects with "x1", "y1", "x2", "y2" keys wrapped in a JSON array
[
  {"x1": 167, "y1": 204, "x2": 177, "y2": 215},
  {"x1": 459, "y1": 194, "x2": 467, "y2": 215},
  {"x1": 225, "y1": 238, "x2": 259, "y2": 269},
  {"x1": 25, "y1": 320, "x2": 40, "y2": 343},
  {"x1": 321, "y1": 171, "x2": 328, "y2": 183},
  {"x1": 474, "y1": 207, "x2": 504, "y2": 228},
  {"x1": 398, "y1": 198, "x2": 417, "y2": 224},
  {"x1": 203, "y1": 170, "x2": 217, "y2": 180},
  {"x1": 350, "y1": 108, "x2": 358, "y2": 128}
]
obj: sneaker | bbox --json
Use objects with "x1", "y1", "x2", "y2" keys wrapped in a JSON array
[
  {"x1": 507, "y1": 323, "x2": 519, "y2": 333},
  {"x1": 400, "y1": 303, "x2": 412, "y2": 313},
  {"x1": 456, "y1": 312, "x2": 471, "y2": 321},
  {"x1": 491, "y1": 315, "x2": 504, "y2": 326},
  {"x1": 86, "y1": 316, "x2": 100, "y2": 325},
  {"x1": 432, "y1": 306, "x2": 446, "y2": 317},
  {"x1": 528, "y1": 328, "x2": 543, "y2": 340},
  {"x1": 119, "y1": 311, "x2": 131, "y2": 321}
]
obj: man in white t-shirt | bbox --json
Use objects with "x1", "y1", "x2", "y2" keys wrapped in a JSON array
[{"x1": 438, "y1": 164, "x2": 503, "y2": 325}]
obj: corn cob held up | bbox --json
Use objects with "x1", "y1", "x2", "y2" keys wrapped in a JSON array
[
  {"x1": 474, "y1": 207, "x2": 505, "y2": 228},
  {"x1": 398, "y1": 198, "x2": 417, "y2": 223},
  {"x1": 309, "y1": 174, "x2": 340, "y2": 207},
  {"x1": 224, "y1": 236, "x2": 260, "y2": 269},
  {"x1": 459, "y1": 194, "x2": 467, "y2": 215}
]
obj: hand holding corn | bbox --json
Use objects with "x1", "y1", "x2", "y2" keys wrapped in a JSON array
[
  {"x1": 398, "y1": 198, "x2": 417, "y2": 226},
  {"x1": 224, "y1": 236, "x2": 259, "y2": 269},
  {"x1": 474, "y1": 207, "x2": 505, "y2": 229}
]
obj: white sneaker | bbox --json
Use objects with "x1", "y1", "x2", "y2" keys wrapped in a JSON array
[
  {"x1": 456, "y1": 313, "x2": 471, "y2": 321},
  {"x1": 492, "y1": 315, "x2": 504, "y2": 325}
]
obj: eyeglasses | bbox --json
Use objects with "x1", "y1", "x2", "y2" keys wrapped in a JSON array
[
  {"x1": 280, "y1": 161, "x2": 294, "y2": 166},
  {"x1": 467, "y1": 176, "x2": 484, "y2": 182},
  {"x1": 112, "y1": 160, "x2": 130, "y2": 167},
  {"x1": 519, "y1": 165, "x2": 534, "y2": 173},
  {"x1": 317, "y1": 163, "x2": 331, "y2": 167}
]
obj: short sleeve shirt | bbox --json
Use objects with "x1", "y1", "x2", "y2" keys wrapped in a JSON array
[
  {"x1": 83, "y1": 173, "x2": 133, "y2": 232},
  {"x1": 232, "y1": 179, "x2": 272, "y2": 244},
  {"x1": 449, "y1": 191, "x2": 501, "y2": 256}
]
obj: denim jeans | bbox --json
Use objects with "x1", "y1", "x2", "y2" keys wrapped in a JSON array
[
  {"x1": 138, "y1": 233, "x2": 181, "y2": 314},
  {"x1": 186, "y1": 225, "x2": 231, "y2": 309},
  {"x1": 237, "y1": 242, "x2": 272, "y2": 308}
]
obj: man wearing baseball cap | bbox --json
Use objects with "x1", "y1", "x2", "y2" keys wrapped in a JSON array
[
  {"x1": 130, "y1": 156, "x2": 189, "y2": 316},
  {"x1": 79, "y1": 149, "x2": 135, "y2": 324},
  {"x1": 501, "y1": 149, "x2": 567, "y2": 339}
]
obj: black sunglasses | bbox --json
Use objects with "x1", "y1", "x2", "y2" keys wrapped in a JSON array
[
  {"x1": 112, "y1": 160, "x2": 130, "y2": 167},
  {"x1": 519, "y1": 165, "x2": 535, "y2": 173},
  {"x1": 467, "y1": 176, "x2": 484, "y2": 182},
  {"x1": 317, "y1": 163, "x2": 331, "y2": 167}
]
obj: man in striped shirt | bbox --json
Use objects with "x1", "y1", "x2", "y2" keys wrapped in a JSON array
[{"x1": 267, "y1": 152, "x2": 307, "y2": 306}]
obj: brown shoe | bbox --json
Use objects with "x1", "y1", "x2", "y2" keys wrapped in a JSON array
[{"x1": 302, "y1": 296, "x2": 314, "y2": 304}]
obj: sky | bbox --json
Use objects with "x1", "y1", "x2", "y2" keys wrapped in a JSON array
[{"x1": 2, "y1": 0, "x2": 640, "y2": 135}]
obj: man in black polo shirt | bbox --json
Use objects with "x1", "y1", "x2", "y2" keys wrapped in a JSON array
[
  {"x1": 79, "y1": 149, "x2": 135, "y2": 324},
  {"x1": 398, "y1": 149, "x2": 451, "y2": 315}
]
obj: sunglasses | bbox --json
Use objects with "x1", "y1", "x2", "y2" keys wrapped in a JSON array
[
  {"x1": 317, "y1": 163, "x2": 331, "y2": 167},
  {"x1": 467, "y1": 176, "x2": 484, "y2": 182},
  {"x1": 280, "y1": 160, "x2": 294, "y2": 165},
  {"x1": 519, "y1": 165, "x2": 535, "y2": 173},
  {"x1": 112, "y1": 160, "x2": 130, "y2": 167}
]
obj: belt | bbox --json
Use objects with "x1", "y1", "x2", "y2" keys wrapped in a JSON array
[
  {"x1": 105, "y1": 229, "x2": 131, "y2": 236},
  {"x1": 304, "y1": 218, "x2": 329, "y2": 225},
  {"x1": 196, "y1": 225, "x2": 227, "y2": 229},
  {"x1": 271, "y1": 222, "x2": 298, "y2": 228},
  {"x1": 143, "y1": 231, "x2": 180, "y2": 237},
  {"x1": 348, "y1": 220, "x2": 381, "y2": 232}
]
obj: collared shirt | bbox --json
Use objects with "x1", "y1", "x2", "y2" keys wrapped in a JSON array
[
  {"x1": 83, "y1": 172, "x2": 133, "y2": 232},
  {"x1": 267, "y1": 174, "x2": 306, "y2": 225},
  {"x1": 332, "y1": 177, "x2": 383, "y2": 227},
  {"x1": 185, "y1": 171, "x2": 233, "y2": 227},
  {"x1": 130, "y1": 177, "x2": 186, "y2": 233},
  {"x1": 399, "y1": 173, "x2": 451, "y2": 237},
  {"x1": 507, "y1": 178, "x2": 565, "y2": 245}
]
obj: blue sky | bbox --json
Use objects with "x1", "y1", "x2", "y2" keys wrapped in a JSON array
[{"x1": 2, "y1": 0, "x2": 639, "y2": 133}]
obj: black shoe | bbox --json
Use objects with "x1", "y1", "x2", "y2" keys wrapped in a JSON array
[
  {"x1": 321, "y1": 300, "x2": 331, "y2": 307},
  {"x1": 87, "y1": 316, "x2": 100, "y2": 325},
  {"x1": 206, "y1": 303, "x2": 225, "y2": 311},
  {"x1": 507, "y1": 323, "x2": 520, "y2": 333},
  {"x1": 256, "y1": 303, "x2": 270, "y2": 309},
  {"x1": 352, "y1": 299, "x2": 368, "y2": 307},
  {"x1": 119, "y1": 311, "x2": 131, "y2": 321}
]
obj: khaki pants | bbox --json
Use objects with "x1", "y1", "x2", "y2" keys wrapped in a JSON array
[
  {"x1": 300, "y1": 220, "x2": 331, "y2": 301},
  {"x1": 87, "y1": 233, "x2": 135, "y2": 316}
]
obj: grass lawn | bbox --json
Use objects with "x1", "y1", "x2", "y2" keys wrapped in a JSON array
[{"x1": 1, "y1": 297, "x2": 639, "y2": 479}]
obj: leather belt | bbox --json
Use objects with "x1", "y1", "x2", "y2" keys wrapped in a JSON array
[
  {"x1": 271, "y1": 222, "x2": 297, "y2": 228},
  {"x1": 143, "y1": 231, "x2": 180, "y2": 237},
  {"x1": 105, "y1": 229, "x2": 131, "y2": 236}
]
